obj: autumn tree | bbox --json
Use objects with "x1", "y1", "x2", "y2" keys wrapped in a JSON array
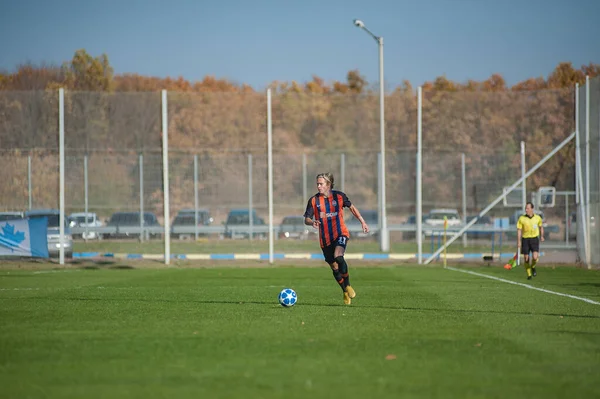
[
  {"x1": 347, "y1": 70, "x2": 367, "y2": 93},
  {"x1": 581, "y1": 63, "x2": 600, "y2": 78},
  {"x1": 60, "y1": 49, "x2": 114, "y2": 92},
  {"x1": 1, "y1": 53, "x2": 599, "y2": 214},
  {"x1": 546, "y1": 62, "x2": 585, "y2": 89},
  {"x1": 512, "y1": 77, "x2": 546, "y2": 91},
  {"x1": 0, "y1": 71, "x2": 7, "y2": 89},
  {"x1": 0, "y1": 63, "x2": 63, "y2": 90},
  {"x1": 462, "y1": 80, "x2": 481, "y2": 92},
  {"x1": 482, "y1": 73, "x2": 506, "y2": 91},
  {"x1": 332, "y1": 81, "x2": 349, "y2": 94},
  {"x1": 433, "y1": 75, "x2": 458, "y2": 92},
  {"x1": 305, "y1": 75, "x2": 330, "y2": 94}
]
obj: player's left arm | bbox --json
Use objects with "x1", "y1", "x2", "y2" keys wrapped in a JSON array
[
  {"x1": 538, "y1": 216, "x2": 545, "y2": 242},
  {"x1": 349, "y1": 205, "x2": 370, "y2": 233},
  {"x1": 340, "y1": 192, "x2": 370, "y2": 234}
]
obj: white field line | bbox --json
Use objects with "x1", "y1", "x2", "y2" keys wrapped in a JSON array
[
  {"x1": 32, "y1": 270, "x2": 81, "y2": 274},
  {"x1": 445, "y1": 266, "x2": 600, "y2": 306}
]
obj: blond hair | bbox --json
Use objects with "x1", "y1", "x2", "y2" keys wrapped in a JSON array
[{"x1": 316, "y1": 172, "x2": 335, "y2": 189}]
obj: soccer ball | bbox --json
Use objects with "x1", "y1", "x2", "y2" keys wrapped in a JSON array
[{"x1": 278, "y1": 288, "x2": 297, "y2": 307}]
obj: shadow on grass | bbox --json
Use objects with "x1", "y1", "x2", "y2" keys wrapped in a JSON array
[
  {"x1": 355, "y1": 304, "x2": 600, "y2": 319},
  {"x1": 562, "y1": 282, "x2": 600, "y2": 288},
  {"x1": 297, "y1": 302, "x2": 600, "y2": 319},
  {"x1": 67, "y1": 261, "x2": 135, "y2": 270},
  {"x1": 7, "y1": 296, "x2": 600, "y2": 319},
  {"x1": 71, "y1": 259, "x2": 117, "y2": 266}
]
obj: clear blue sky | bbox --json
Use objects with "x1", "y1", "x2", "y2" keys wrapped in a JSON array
[{"x1": 1, "y1": 0, "x2": 599, "y2": 90}]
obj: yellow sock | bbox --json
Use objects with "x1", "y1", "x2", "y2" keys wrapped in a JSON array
[
  {"x1": 525, "y1": 260, "x2": 532, "y2": 277},
  {"x1": 532, "y1": 259, "x2": 538, "y2": 269}
]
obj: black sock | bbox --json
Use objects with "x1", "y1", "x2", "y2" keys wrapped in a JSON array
[
  {"x1": 332, "y1": 269, "x2": 345, "y2": 291},
  {"x1": 335, "y1": 256, "x2": 350, "y2": 287}
]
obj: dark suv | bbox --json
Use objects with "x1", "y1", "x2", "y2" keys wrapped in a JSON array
[
  {"x1": 171, "y1": 209, "x2": 214, "y2": 239},
  {"x1": 224, "y1": 209, "x2": 266, "y2": 239},
  {"x1": 106, "y1": 211, "x2": 161, "y2": 239}
]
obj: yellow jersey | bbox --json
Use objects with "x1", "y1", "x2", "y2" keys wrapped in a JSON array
[{"x1": 517, "y1": 214, "x2": 543, "y2": 238}]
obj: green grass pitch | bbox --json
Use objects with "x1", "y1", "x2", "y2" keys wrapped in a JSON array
[
  {"x1": 1, "y1": 263, "x2": 599, "y2": 398},
  {"x1": 71, "y1": 239, "x2": 516, "y2": 255}
]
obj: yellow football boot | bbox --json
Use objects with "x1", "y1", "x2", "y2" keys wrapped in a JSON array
[
  {"x1": 343, "y1": 291, "x2": 351, "y2": 305},
  {"x1": 346, "y1": 285, "x2": 356, "y2": 299}
]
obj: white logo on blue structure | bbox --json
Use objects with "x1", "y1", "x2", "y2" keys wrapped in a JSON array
[{"x1": 0, "y1": 223, "x2": 26, "y2": 252}]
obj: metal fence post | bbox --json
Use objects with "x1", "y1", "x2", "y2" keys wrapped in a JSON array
[
  {"x1": 162, "y1": 89, "x2": 170, "y2": 264},
  {"x1": 28, "y1": 155, "x2": 32, "y2": 210},
  {"x1": 248, "y1": 153, "x2": 253, "y2": 241},
  {"x1": 84, "y1": 154, "x2": 89, "y2": 242},
  {"x1": 139, "y1": 153, "x2": 144, "y2": 242},
  {"x1": 194, "y1": 154, "x2": 199, "y2": 241},
  {"x1": 59, "y1": 88, "x2": 65, "y2": 265},
  {"x1": 461, "y1": 153, "x2": 467, "y2": 248}
]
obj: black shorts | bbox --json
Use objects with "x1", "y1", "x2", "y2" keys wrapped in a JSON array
[
  {"x1": 521, "y1": 237, "x2": 540, "y2": 254},
  {"x1": 322, "y1": 235, "x2": 349, "y2": 264}
]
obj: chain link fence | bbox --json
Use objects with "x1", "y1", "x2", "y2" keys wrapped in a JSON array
[
  {"x1": 0, "y1": 87, "x2": 582, "y2": 256},
  {"x1": 576, "y1": 77, "x2": 600, "y2": 265}
]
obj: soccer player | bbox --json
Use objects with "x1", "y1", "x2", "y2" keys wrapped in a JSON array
[
  {"x1": 516, "y1": 202, "x2": 545, "y2": 280},
  {"x1": 303, "y1": 172, "x2": 370, "y2": 305}
]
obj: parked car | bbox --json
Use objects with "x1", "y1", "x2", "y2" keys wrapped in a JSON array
[
  {"x1": 106, "y1": 211, "x2": 162, "y2": 239},
  {"x1": 424, "y1": 208, "x2": 462, "y2": 237},
  {"x1": 24, "y1": 209, "x2": 73, "y2": 258},
  {"x1": 345, "y1": 209, "x2": 379, "y2": 239},
  {"x1": 402, "y1": 214, "x2": 429, "y2": 240},
  {"x1": 278, "y1": 215, "x2": 314, "y2": 240},
  {"x1": 224, "y1": 209, "x2": 266, "y2": 239},
  {"x1": 68, "y1": 212, "x2": 103, "y2": 240},
  {"x1": 0, "y1": 211, "x2": 24, "y2": 222},
  {"x1": 171, "y1": 208, "x2": 214, "y2": 240}
]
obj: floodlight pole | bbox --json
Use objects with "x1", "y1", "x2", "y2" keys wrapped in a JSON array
[
  {"x1": 354, "y1": 19, "x2": 389, "y2": 251},
  {"x1": 521, "y1": 141, "x2": 526, "y2": 208}
]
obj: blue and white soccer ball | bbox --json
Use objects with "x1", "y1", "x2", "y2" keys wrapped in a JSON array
[{"x1": 278, "y1": 288, "x2": 297, "y2": 307}]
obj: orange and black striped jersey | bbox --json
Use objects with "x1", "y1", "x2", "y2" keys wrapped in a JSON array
[{"x1": 304, "y1": 191, "x2": 352, "y2": 248}]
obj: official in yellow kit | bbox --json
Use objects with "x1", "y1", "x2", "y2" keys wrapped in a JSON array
[{"x1": 516, "y1": 202, "x2": 545, "y2": 280}]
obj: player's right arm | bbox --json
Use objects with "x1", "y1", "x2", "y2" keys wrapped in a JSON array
[
  {"x1": 305, "y1": 216, "x2": 320, "y2": 229},
  {"x1": 516, "y1": 216, "x2": 523, "y2": 248},
  {"x1": 303, "y1": 197, "x2": 320, "y2": 228}
]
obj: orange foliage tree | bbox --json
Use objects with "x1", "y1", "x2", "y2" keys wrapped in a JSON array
[{"x1": 0, "y1": 49, "x2": 598, "y2": 215}]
